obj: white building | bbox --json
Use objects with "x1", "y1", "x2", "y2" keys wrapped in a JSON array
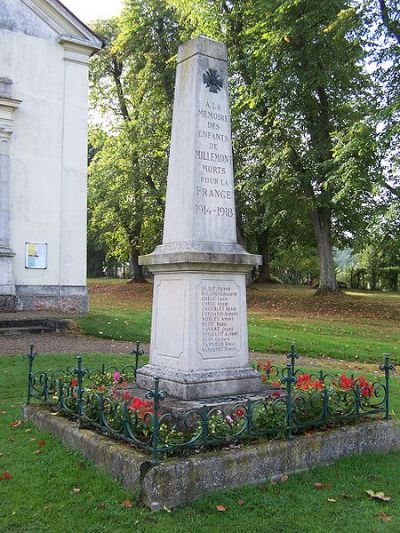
[{"x1": 0, "y1": 0, "x2": 102, "y2": 312}]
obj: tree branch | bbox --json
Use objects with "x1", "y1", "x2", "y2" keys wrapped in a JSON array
[
  {"x1": 378, "y1": 0, "x2": 400, "y2": 44},
  {"x1": 111, "y1": 59, "x2": 131, "y2": 122},
  {"x1": 384, "y1": 181, "x2": 400, "y2": 198}
]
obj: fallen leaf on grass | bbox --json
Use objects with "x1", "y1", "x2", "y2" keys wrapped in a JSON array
[
  {"x1": 327, "y1": 499, "x2": 336, "y2": 503},
  {"x1": 10, "y1": 420, "x2": 22, "y2": 428},
  {"x1": 314, "y1": 483, "x2": 331, "y2": 490},
  {"x1": 163, "y1": 506, "x2": 171, "y2": 513},
  {"x1": 0, "y1": 472, "x2": 12, "y2": 481},
  {"x1": 366, "y1": 490, "x2": 391, "y2": 502},
  {"x1": 377, "y1": 512, "x2": 392, "y2": 522},
  {"x1": 25, "y1": 429, "x2": 32, "y2": 433},
  {"x1": 37, "y1": 440, "x2": 46, "y2": 447},
  {"x1": 280, "y1": 474, "x2": 289, "y2": 483},
  {"x1": 0, "y1": 410, "x2": 7, "y2": 414},
  {"x1": 122, "y1": 499, "x2": 132, "y2": 508},
  {"x1": 237, "y1": 499, "x2": 245, "y2": 506},
  {"x1": 216, "y1": 505, "x2": 226, "y2": 512},
  {"x1": 72, "y1": 486, "x2": 81, "y2": 493},
  {"x1": 97, "y1": 503, "x2": 106, "y2": 510},
  {"x1": 33, "y1": 449, "x2": 42, "y2": 455}
]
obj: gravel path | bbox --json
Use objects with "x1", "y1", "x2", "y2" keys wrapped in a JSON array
[
  {"x1": 0, "y1": 330, "x2": 381, "y2": 374},
  {"x1": 0, "y1": 331, "x2": 148, "y2": 356}
]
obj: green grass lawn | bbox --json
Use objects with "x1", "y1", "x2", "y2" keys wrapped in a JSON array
[
  {"x1": 78, "y1": 281, "x2": 400, "y2": 363},
  {"x1": 1, "y1": 352, "x2": 400, "y2": 532}
]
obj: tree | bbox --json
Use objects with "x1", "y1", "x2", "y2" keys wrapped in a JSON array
[
  {"x1": 171, "y1": 0, "x2": 378, "y2": 294},
  {"x1": 89, "y1": 4, "x2": 181, "y2": 281},
  {"x1": 363, "y1": 0, "x2": 400, "y2": 198}
]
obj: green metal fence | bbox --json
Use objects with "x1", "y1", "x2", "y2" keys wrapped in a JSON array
[{"x1": 26, "y1": 343, "x2": 395, "y2": 464}]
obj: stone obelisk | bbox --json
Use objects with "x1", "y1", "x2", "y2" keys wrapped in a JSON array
[{"x1": 136, "y1": 36, "x2": 262, "y2": 400}]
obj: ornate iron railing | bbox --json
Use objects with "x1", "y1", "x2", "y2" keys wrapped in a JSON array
[{"x1": 25, "y1": 344, "x2": 395, "y2": 464}]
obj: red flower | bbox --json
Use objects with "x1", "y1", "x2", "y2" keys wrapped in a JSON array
[
  {"x1": 0, "y1": 471, "x2": 11, "y2": 481},
  {"x1": 70, "y1": 378, "x2": 78, "y2": 387},
  {"x1": 97, "y1": 385, "x2": 106, "y2": 393},
  {"x1": 310, "y1": 380, "x2": 324, "y2": 391},
  {"x1": 271, "y1": 380, "x2": 281, "y2": 388},
  {"x1": 272, "y1": 391, "x2": 283, "y2": 398},
  {"x1": 235, "y1": 407, "x2": 245, "y2": 418},
  {"x1": 339, "y1": 375, "x2": 354, "y2": 390},
  {"x1": 296, "y1": 374, "x2": 312, "y2": 390},
  {"x1": 258, "y1": 359, "x2": 273, "y2": 373},
  {"x1": 127, "y1": 397, "x2": 153, "y2": 418},
  {"x1": 261, "y1": 375, "x2": 267, "y2": 383},
  {"x1": 359, "y1": 377, "x2": 373, "y2": 397},
  {"x1": 122, "y1": 390, "x2": 131, "y2": 402}
]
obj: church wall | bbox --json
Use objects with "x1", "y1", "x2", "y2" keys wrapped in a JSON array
[{"x1": 0, "y1": 27, "x2": 89, "y2": 312}]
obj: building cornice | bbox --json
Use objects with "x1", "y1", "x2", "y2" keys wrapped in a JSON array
[{"x1": 21, "y1": 0, "x2": 103, "y2": 52}]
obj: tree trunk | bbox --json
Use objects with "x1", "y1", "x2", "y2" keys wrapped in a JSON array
[
  {"x1": 256, "y1": 229, "x2": 272, "y2": 283},
  {"x1": 311, "y1": 207, "x2": 338, "y2": 295},
  {"x1": 371, "y1": 270, "x2": 377, "y2": 291},
  {"x1": 129, "y1": 248, "x2": 146, "y2": 283}
]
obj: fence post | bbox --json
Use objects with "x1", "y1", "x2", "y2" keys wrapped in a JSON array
[
  {"x1": 246, "y1": 399, "x2": 253, "y2": 437},
  {"x1": 26, "y1": 344, "x2": 36, "y2": 404},
  {"x1": 75, "y1": 355, "x2": 85, "y2": 417},
  {"x1": 355, "y1": 382, "x2": 361, "y2": 416},
  {"x1": 287, "y1": 343, "x2": 299, "y2": 374},
  {"x1": 200, "y1": 405, "x2": 209, "y2": 444},
  {"x1": 146, "y1": 377, "x2": 167, "y2": 464},
  {"x1": 132, "y1": 341, "x2": 144, "y2": 378},
  {"x1": 322, "y1": 387, "x2": 329, "y2": 425},
  {"x1": 56, "y1": 379, "x2": 63, "y2": 410},
  {"x1": 122, "y1": 400, "x2": 129, "y2": 438},
  {"x1": 282, "y1": 362, "x2": 296, "y2": 441},
  {"x1": 98, "y1": 392, "x2": 105, "y2": 427},
  {"x1": 43, "y1": 372, "x2": 49, "y2": 403},
  {"x1": 380, "y1": 353, "x2": 394, "y2": 420}
]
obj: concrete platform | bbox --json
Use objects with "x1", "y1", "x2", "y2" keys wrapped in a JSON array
[{"x1": 24, "y1": 404, "x2": 400, "y2": 509}]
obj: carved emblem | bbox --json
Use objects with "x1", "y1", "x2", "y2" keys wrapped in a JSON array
[{"x1": 202, "y1": 68, "x2": 223, "y2": 93}]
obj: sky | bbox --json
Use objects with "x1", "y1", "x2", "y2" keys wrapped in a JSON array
[{"x1": 61, "y1": 0, "x2": 123, "y2": 24}]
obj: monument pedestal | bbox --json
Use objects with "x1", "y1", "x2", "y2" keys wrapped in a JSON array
[{"x1": 136, "y1": 248, "x2": 262, "y2": 400}]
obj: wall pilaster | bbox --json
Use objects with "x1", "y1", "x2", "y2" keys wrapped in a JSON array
[{"x1": 0, "y1": 78, "x2": 21, "y2": 310}]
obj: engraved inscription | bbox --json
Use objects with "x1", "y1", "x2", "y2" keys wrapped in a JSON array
[
  {"x1": 195, "y1": 92, "x2": 235, "y2": 221},
  {"x1": 199, "y1": 282, "x2": 240, "y2": 355}
]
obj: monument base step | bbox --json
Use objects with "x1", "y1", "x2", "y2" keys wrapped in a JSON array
[
  {"x1": 118, "y1": 382, "x2": 282, "y2": 429},
  {"x1": 136, "y1": 364, "x2": 263, "y2": 401}
]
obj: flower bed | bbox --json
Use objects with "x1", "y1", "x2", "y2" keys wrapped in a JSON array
[{"x1": 26, "y1": 344, "x2": 395, "y2": 463}]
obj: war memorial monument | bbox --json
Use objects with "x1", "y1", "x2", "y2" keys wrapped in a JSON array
[{"x1": 137, "y1": 36, "x2": 263, "y2": 400}]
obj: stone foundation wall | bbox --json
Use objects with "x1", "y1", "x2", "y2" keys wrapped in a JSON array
[
  {"x1": 0, "y1": 295, "x2": 17, "y2": 312},
  {"x1": 24, "y1": 405, "x2": 400, "y2": 509},
  {"x1": 14, "y1": 285, "x2": 88, "y2": 313}
]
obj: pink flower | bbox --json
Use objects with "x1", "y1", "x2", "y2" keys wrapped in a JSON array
[{"x1": 113, "y1": 371, "x2": 121, "y2": 382}]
